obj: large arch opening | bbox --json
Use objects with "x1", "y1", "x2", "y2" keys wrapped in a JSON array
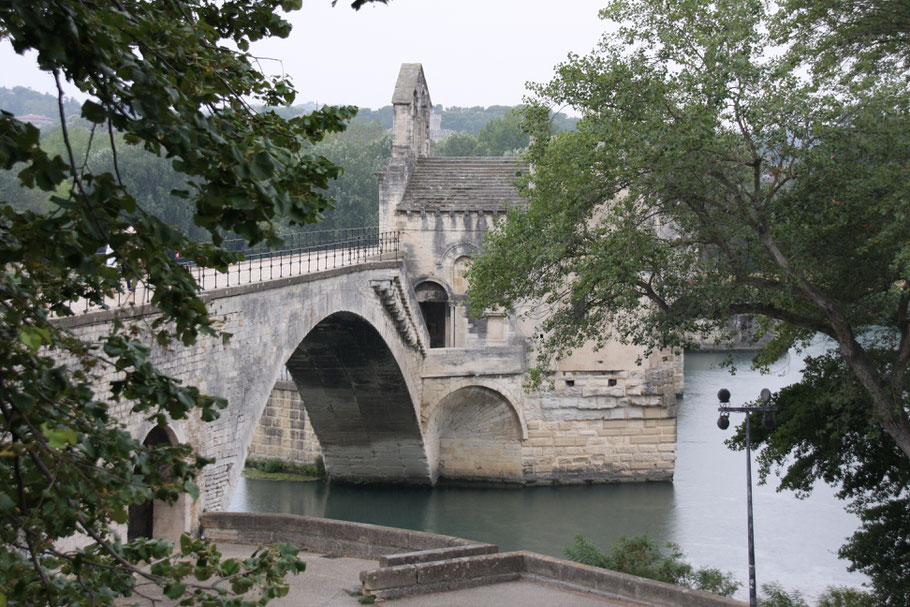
[
  {"x1": 415, "y1": 281, "x2": 448, "y2": 348},
  {"x1": 427, "y1": 386, "x2": 523, "y2": 483},
  {"x1": 128, "y1": 426, "x2": 187, "y2": 542},
  {"x1": 285, "y1": 311, "x2": 430, "y2": 483}
]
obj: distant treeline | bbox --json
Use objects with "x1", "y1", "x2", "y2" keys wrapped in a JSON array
[
  {"x1": 0, "y1": 86, "x2": 81, "y2": 119},
  {"x1": 1, "y1": 87, "x2": 562, "y2": 241}
]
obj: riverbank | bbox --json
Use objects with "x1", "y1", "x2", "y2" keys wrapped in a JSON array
[{"x1": 242, "y1": 457, "x2": 324, "y2": 482}]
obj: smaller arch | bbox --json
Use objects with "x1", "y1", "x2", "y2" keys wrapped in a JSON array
[
  {"x1": 127, "y1": 425, "x2": 189, "y2": 543},
  {"x1": 440, "y1": 242, "x2": 481, "y2": 274},
  {"x1": 426, "y1": 385, "x2": 525, "y2": 483},
  {"x1": 425, "y1": 378, "x2": 527, "y2": 440}
]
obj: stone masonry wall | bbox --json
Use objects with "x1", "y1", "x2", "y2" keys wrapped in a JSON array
[
  {"x1": 521, "y1": 368, "x2": 678, "y2": 482},
  {"x1": 247, "y1": 382, "x2": 322, "y2": 465}
]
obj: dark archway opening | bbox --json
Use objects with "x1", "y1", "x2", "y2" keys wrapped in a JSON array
[
  {"x1": 285, "y1": 311, "x2": 431, "y2": 483},
  {"x1": 128, "y1": 426, "x2": 174, "y2": 541},
  {"x1": 415, "y1": 281, "x2": 448, "y2": 348}
]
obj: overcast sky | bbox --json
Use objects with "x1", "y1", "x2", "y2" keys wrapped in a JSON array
[{"x1": 1, "y1": 1, "x2": 609, "y2": 111}]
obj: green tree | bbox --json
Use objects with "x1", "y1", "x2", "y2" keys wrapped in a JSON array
[
  {"x1": 467, "y1": 0, "x2": 910, "y2": 461},
  {"x1": 773, "y1": 0, "x2": 910, "y2": 77},
  {"x1": 817, "y1": 586, "x2": 878, "y2": 607},
  {"x1": 307, "y1": 120, "x2": 391, "y2": 230},
  {"x1": 758, "y1": 583, "x2": 809, "y2": 607},
  {"x1": 0, "y1": 0, "x2": 384, "y2": 605},
  {"x1": 476, "y1": 108, "x2": 530, "y2": 155},
  {"x1": 433, "y1": 131, "x2": 484, "y2": 157},
  {"x1": 433, "y1": 108, "x2": 536, "y2": 157}
]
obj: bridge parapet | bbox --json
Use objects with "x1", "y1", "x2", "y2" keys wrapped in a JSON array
[{"x1": 65, "y1": 227, "x2": 401, "y2": 314}]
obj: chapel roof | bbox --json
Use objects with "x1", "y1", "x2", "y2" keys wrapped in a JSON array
[{"x1": 398, "y1": 156, "x2": 529, "y2": 213}]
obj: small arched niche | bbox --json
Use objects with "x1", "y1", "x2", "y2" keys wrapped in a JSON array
[
  {"x1": 127, "y1": 426, "x2": 187, "y2": 543},
  {"x1": 452, "y1": 256, "x2": 472, "y2": 296},
  {"x1": 415, "y1": 281, "x2": 449, "y2": 348}
]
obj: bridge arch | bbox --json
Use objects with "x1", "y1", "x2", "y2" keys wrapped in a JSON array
[
  {"x1": 284, "y1": 311, "x2": 430, "y2": 483},
  {"x1": 199, "y1": 265, "x2": 432, "y2": 510},
  {"x1": 425, "y1": 384, "x2": 525, "y2": 484}
]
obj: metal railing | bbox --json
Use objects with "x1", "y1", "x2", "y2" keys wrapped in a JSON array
[{"x1": 78, "y1": 227, "x2": 400, "y2": 312}]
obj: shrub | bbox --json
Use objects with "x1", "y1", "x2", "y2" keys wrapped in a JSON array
[
  {"x1": 564, "y1": 534, "x2": 739, "y2": 597},
  {"x1": 817, "y1": 586, "x2": 878, "y2": 607},
  {"x1": 758, "y1": 582, "x2": 809, "y2": 607},
  {"x1": 262, "y1": 458, "x2": 285, "y2": 473}
]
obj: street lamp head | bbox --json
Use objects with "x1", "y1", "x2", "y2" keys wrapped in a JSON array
[
  {"x1": 717, "y1": 413, "x2": 730, "y2": 430},
  {"x1": 718, "y1": 388, "x2": 731, "y2": 403},
  {"x1": 760, "y1": 388, "x2": 772, "y2": 403}
]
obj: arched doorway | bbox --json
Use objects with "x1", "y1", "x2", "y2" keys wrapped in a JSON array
[
  {"x1": 127, "y1": 426, "x2": 187, "y2": 542},
  {"x1": 415, "y1": 281, "x2": 448, "y2": 348}
]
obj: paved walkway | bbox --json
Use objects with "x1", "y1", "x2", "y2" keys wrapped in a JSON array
[{"x1": 130, "y1": 543, "x2": 635, "y2": 606}]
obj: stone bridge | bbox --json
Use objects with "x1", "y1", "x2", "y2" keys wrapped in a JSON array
[{"x1": 58, "y1": 63, "x2": 683, "y2": 542}]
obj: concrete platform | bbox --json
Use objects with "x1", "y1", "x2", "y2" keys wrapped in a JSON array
[
  {"x1": 208, "y1": 543, "x2": 636, "y2": 606},
  {"x1": 196, "y1": 512, "x2": 744, "y2": 607}
]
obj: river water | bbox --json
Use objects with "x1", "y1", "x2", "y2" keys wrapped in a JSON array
[{"x1": 230, "y1": 347, "x2": 868, "y2": 602}]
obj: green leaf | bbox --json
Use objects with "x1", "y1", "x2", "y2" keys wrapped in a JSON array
[
  {"x1": 163, "y1": 583, "x2": 186, "y2": 600},
  {"x1": 111, "y1": 506, "x2": 129, "y2": 524},
  {"x1": 42, "y1": 424, "x2": 77, "y2": 449},
  {"x1": 81, "y1": 100, "x2": 108, "y2": 124},
  {"x1": 19, "y1": 327, "x2": 44, "y2": 351}
]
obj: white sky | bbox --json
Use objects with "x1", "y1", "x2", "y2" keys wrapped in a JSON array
[{"x1": 0, "y1": 0, "x2": 608, "y2": 111}]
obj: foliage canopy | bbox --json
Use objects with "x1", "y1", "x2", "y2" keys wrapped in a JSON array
[
  {"x1": 0, "y1": 0, "x2": 384, "y2": 604},
  {"x1": 468, "y1": 0, "x2": 910, "y2": 459},
  {"x1": 468, "y1": 1, "x2": 910, "y2": 602}
]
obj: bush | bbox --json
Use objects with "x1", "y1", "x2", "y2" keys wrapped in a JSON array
[
  {"x1": 758, "y1": 582, "x2": 809, "y2": 607},
  {"x1": 245, "y1": 457, "x2": 326, "y2": 478},
  {"x1": 262, "y1": 458, "x2": 285, "y2": 473},
  {"x1": 817, "y1": 586, "x2": 878, "y2": 607},
  {"x1": 564, "y1": 534, "x2": 739, "y2": 597}
]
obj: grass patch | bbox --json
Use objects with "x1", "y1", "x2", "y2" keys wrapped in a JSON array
[
  {"x1": 241, "y1": 468, "x2": 320, "y2": 482},
  {"x1": 243, "y1": 457, "x2": 325, "y2": 482}
]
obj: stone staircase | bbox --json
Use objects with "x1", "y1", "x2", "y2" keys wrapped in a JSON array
[{"x1": 398, "y1": 156, "x2": 529, "y2": 213}]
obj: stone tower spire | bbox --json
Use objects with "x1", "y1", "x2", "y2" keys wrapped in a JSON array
[
  {"x1": 391, "y1": 63, "x2": 431, "y2": 158},
  {"x1": 379, "y1": 63, "x2": 431, "y2": 233}
]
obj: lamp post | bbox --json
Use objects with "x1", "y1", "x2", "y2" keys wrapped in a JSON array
[{"x1": 716, "y1": 387, "x2": 777, "y2": 607}]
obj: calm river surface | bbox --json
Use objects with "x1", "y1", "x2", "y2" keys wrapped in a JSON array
[{"x1": 230, "y1": 347, "x2": 868, "y2": 601}]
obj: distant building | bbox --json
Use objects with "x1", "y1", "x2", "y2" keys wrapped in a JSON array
[
  {"x1": 15, "y1": 114, "x2": 56, "y2": 129},
  {"x1": 428, "y1": 110, "x2": 454, "y2": 141}
]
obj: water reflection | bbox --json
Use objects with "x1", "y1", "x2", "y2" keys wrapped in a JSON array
[
  {"x1": 232, "y1": 479, "x2": 676, "y2": 555},
  {"x1": 672, "y1": 347, "x2": 865, "y2": 600}
]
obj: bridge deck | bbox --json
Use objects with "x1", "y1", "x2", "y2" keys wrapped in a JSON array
[{"x1": 62, "y1": 230, "x2": 401, "y2": 315}]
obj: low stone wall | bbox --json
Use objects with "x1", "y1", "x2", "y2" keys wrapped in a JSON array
[
  {"x1": 204, "y1": 512, "x2": 746, "y2": 607},
  {"x1": 200, "y1": 512, "x2": 488, "y2": 559},
  {"x1": 361, "y1": 551, "x2": 747, "y2": 607},
  {"x1": 246, "y1": 382, "x2": 322, "y2": 465}
]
